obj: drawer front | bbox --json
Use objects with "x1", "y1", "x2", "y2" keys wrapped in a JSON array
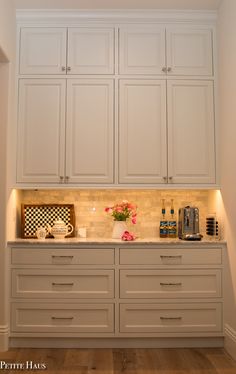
[
  {"x1": 12, "y1": 269, "x2": 114, "y2": 298},
  {"x1": 120, "y1": 269, "x2": 221, "y2": 299},
  {"x1": 120, "y1": 303, "x2": 222, "y2": 333},
  {"x1": 119, "y1": 247, "x2": 222, "y2": 265},
  {"x1": 12, "y1": 303, "x2": 114, "y2": 333},
  {"x1": 11, "y1": 248, "x2": 115, "y2": 265}
]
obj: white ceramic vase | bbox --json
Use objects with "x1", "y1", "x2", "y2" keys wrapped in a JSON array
[{"x1": 112, "y1": 221, "x2": 127, "y2": 239}]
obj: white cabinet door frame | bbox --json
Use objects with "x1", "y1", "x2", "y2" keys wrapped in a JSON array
[
  {"x1": 166, "y1": 27, "x2": 213, "y2": 76},
  {"x1": 67, "y1": 28, "x2": 115, "y2": 74},
  {"x1": 119, "y1": 26, "x2": 166, "y2": 75},
  {"x1": 17, "y1": 79, "x2": 66, "y2": 184},
  {"x1": 167, "y1": 80, "x2": 215, "y2": 184},
  {"x1": 19, "y1": 28, "x2": 67, "y2": 75},
  {"x1": 119, "y1": 79, "x2": 167, "y2": 184},
  {"x1": 66, "y1": 79, "x2": 114, "y2": 183}
]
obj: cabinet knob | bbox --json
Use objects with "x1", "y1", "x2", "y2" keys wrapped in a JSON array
[
  {"x1": 59, "y1": 176, "x2": 64, "y2": 183},
  {"x1": 163, "y1": 176, "x2": 167, "y2": 182},
  {"x1": 162, "y1": 67, "x2": 167, "y2": 73},
  {"x1": 67, "y1": 66, "x2": 71, "y2": 72},
  {"x1": 168, "y1": 176, "x2": 173, "y2": 182},
  {"x1": 167, "y1": 67, "x2": 172, "y2": 73},
  {"x1": 61, "y1": 66, "x2": 66, "y2": 71},
  {"x1": 65, "y1": 176, "x2": 69, "y2": 183}
]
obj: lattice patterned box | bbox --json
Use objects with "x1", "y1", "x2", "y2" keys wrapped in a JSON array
[{"x1": 21, "y1": 204, "x2": 75, "y2": 238}]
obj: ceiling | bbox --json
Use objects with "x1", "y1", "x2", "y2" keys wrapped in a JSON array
[{"x1": 14, "y1": 0, "x2": 222, "y2": 10}]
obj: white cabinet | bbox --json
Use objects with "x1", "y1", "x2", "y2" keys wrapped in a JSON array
[
  {"x1": 119, "y1": 26, "x2": 213, "y2": 76},
  {"x1": 119, "y1": 269, "x2": 222, "y2": 299},
  {"x1": 12, "y1": 269, "x2": 114, "y2": 299},
  {"x1": 10, "y1": 243, "x2": 223, "y2": 340},
  {"x1": 67, "y1": 28, "x2": 114, "y2": 74},
  {"x1": 120, "y1": 303, "x2": 222, "y2": 333},
  {"x1": 11, "y1": 246, "x2": 115, "y2": 336},
  {"x1": 19, "y1": 27, "x2": 114, "y2": 75},
  {"x1": 16, "y1": 21, "x2": 217, "y2": 187},
  {"x1": 119, "y1": 79, "x2": 215, "y2": 184},
  {"x1": 66, "y1": 79, "x2": 114, "y2": 183},
  {"x1": 19, "y1": 28, "x2": 67, "y2": 75},
  {"x1": 167, "y1": 80, "x2": 215, "y2": 184},
  {"x1": 17, "y1": 79, "x2": 66, "y2": 184},
  {"x1": 119, "y1": 79, "x2": 167, "y2": 184},
  {"x1": 119, "y1": 26, "x2": 166, "y2": 75},
  {"x1": 166, "y1": 27, "x2": 213, "y2": 76},
  {"x1": 17, "y1": 78, "x2": 114, "y2": 184},
  {"x1": 119, "y1": 245, "x2": 223, "y2": 336},
  {"x1": 12, "y1": 303, "x2": 114, "y2": 333}
]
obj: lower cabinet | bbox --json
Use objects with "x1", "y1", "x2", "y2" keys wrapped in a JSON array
[
  {"x1": 12, "y1": 303, "x2": 114, "y2": 333},
  {"x1": 10, "y1": 243, "x2": 223, "y2": 341},
  {"x1": 120, "y1": 303, "x2": 222, "y2": 333}
]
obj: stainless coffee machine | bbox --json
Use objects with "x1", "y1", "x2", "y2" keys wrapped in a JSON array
[{"x1": 178, "y1": 206, "x2": 202, "y2": 240}]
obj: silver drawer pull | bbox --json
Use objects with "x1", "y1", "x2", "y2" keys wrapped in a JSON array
[
  {"x1": 160, "y1": 317, "x2": 182, "y2": 320},
  {"x1": 160, "y1": 282, "x2": 182, "y2": 286},
  {"x1": 52, "y1": 282, "x2": 74, "y2": 286},
  {"x1": 52, "y1": 255, "x2": 74, "y2": 259},
  {"x1": 51, "y1": 316, "x2": 74, "y2": 320},
  {"x1": 160, "y1": 255, "x2": 182, "y2": 259}
]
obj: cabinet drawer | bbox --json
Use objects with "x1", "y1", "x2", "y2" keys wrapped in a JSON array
[
  {"x1": 120, "y1": 303, "x2": 222, "y2": 333},
  {"x1": 12, "y1": 269, "x2": 114, "y2": 299},
  {"x1": 11, "y1": 248, "x2": 115, "y2": 265},
  {"x1": 12, "y1": 303, "x2": 114, "y2": 333},
  {"x1": 120, "y1": 269, "x2": 221, "y2": 299},
  {"x1": 119, "y1": 247, "x2": 222, "y2": 265}
]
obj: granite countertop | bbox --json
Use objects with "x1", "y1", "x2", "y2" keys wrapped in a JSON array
[{"x1": 8, "y1": 237, "x2": 225, "y2": 246}]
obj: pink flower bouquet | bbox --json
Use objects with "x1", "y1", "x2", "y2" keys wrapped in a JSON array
[{"x1": 105, "y1": 200, "x2": 137, "y2": 223}]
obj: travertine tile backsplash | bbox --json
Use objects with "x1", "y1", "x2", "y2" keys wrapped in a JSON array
[{"x1": 20, "y1": 189, "x2": 215, "y2": 238}]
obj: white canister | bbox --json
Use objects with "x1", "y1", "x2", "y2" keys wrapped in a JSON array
[{"x1": 78, "y1": 227, "x2": 87, "y2": 238}]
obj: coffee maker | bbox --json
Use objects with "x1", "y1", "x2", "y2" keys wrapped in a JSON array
[{"x1": 178, "y1": 206, "x2": 202, "y2": 240}]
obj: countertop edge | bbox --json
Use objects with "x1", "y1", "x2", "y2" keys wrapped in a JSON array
[{"x1": 7, "y1": 237, "x2": 226, "y2": 246}]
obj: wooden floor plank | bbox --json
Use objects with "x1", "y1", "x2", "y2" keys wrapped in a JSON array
[{"x1": 0, "y1": 348, "x2": 235, "y2": 374}]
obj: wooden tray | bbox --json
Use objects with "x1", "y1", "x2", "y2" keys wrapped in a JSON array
[{"x1": 21, "y1": 204, "x2": 75, "y2": 239}]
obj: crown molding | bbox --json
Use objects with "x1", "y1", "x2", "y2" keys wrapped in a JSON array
[{"x1": 16, "y1": 9, "x2": 218, "y2": 26}]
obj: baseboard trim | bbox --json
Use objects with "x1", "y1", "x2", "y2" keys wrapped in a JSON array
[
  {"x1": 10, "y1": 337, "x2": 224, "y2": 349},
  {"x1": 224, "y1": 324, "x2": 236, "y2": 360},
  {"x1": 0, "y1": 325, "x2": 9, "y2": 351}
]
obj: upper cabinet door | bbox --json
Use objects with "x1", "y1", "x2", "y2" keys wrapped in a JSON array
[
  {"x1": 17, "y1": 79, "x2": 66, "y2": 184},
  {"x1": 19, "y1": 28, "x2": 67, "y2": 75},
  {"x1": 67, "y1": 28, "x2": 114, "y2": 74},
  {"x1": 166, "y1": 28, "x2": 213, "y2": 76},
  {"x1": 167, "y1": 80, "x2": 215, "y2": 184},
  {"x1": 119, "y1": 27, "x2": 166, "y2": 75},
  {"x1": 119, "y1": 80, "x2": 167, "y2": 184},
  {"x1": 66, "y1": 79, "x2": 114, "y2": 183}
]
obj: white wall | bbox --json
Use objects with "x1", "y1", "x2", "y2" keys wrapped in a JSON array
[
  {"x1": 0, "y1": 0, "x2": 16, "y2": 351},
  {"x1": 218, "y1": 0, "x2": 236, "y2": 360},
  {"x1": 0, "y1": 0, "x2": 16, "y2": 60}
]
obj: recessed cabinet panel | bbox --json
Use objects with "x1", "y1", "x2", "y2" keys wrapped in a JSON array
[
  {"x1": 17, "y1": 79, "x2": 66, "y2": 183},
  {"x1": 12, "y1": 269, "x2": 114, "y2": 299},
  {"x1": 119, "y1": 80, "x2": 167, "y2": 183},
  {"x1": 67, "y1": 28, "x2": 114, "y2": 74},
  {"x1": 19, "y1": 28, "x2": 67, "y2": 75},
  {"x1": 66, "y1": 79, "x2": 114, "y2": 183},
  {"x1": 119, "y1": 26, "x2": 166, "y2": 75},
  {"x1": 12, "y1": 248, "x2": 115, "y2": 265},
  {"x1": 120, "y1": 303, "x2": 222, "y2": 333},
  {"x1": 166, "y1": 28, "x2": 213, "y2": 76},
  {"x1": 12, "y1": 303, "x2": 114, "y2": 333},
  {"x1": 167, "y1": 80, "x2": 215, "y2": 184},
  {"x1": 120, "y1": 269, "x2": 221, "y2": 299},
  {"x1": 119, "y1": 247, "x2": 222, "y2": 265}
]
